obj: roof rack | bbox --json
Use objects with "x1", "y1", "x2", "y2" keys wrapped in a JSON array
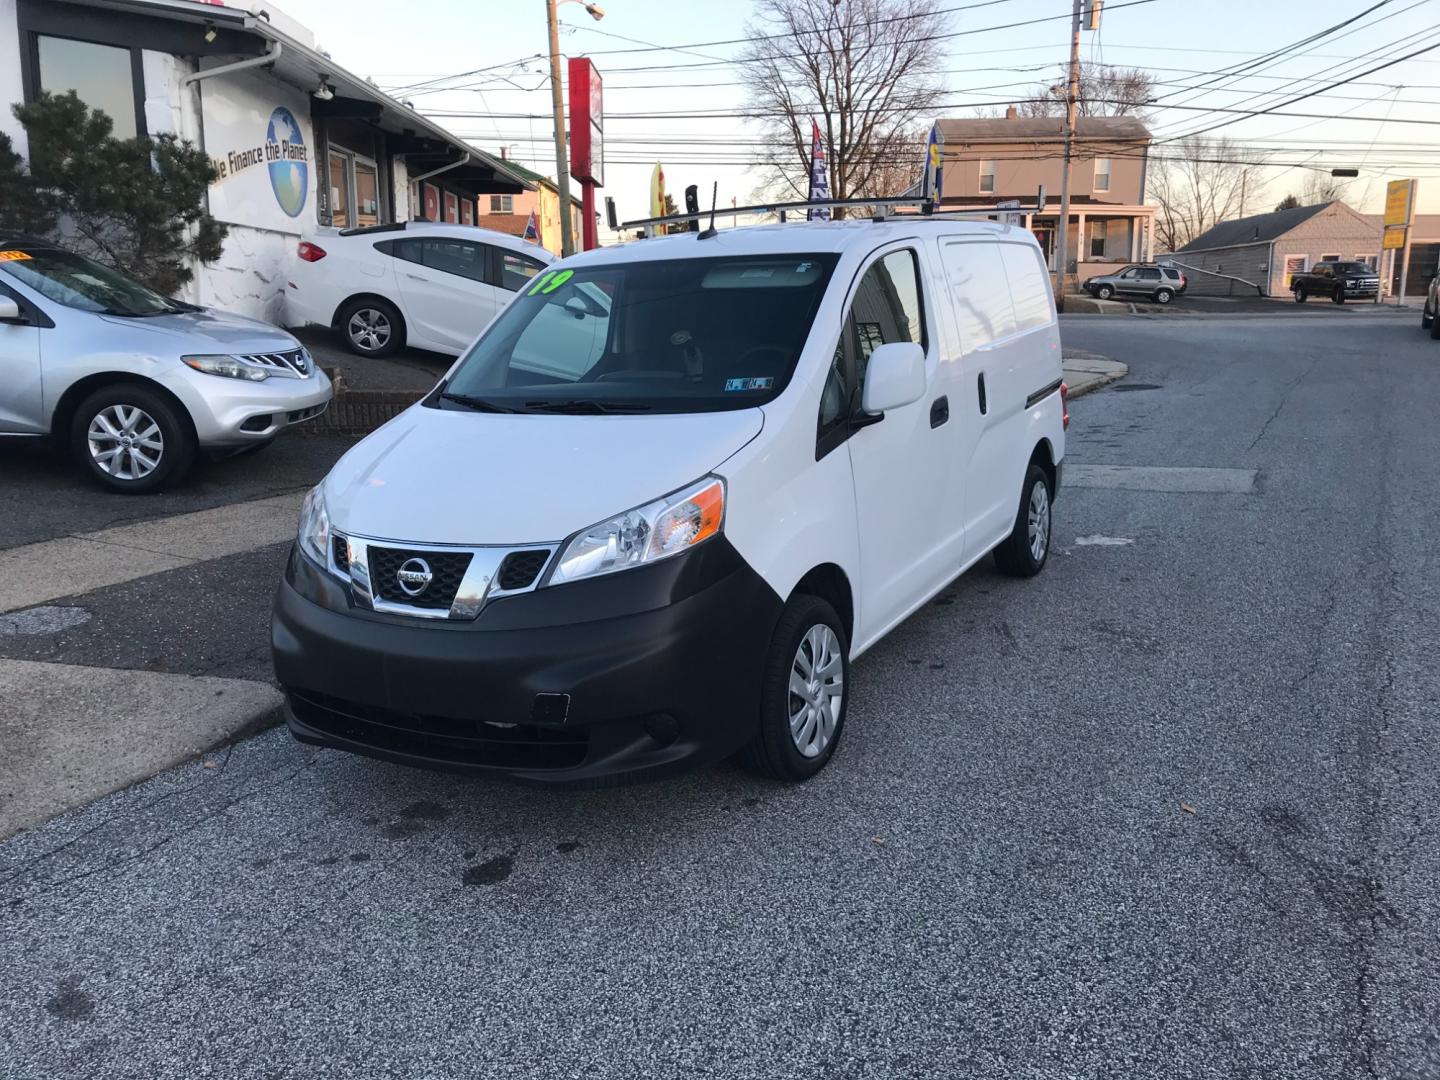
[{"x1": 619, "y1": 195, "x2": 1049, "y2": 237}]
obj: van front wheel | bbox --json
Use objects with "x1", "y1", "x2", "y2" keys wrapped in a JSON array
[
  {"x1": 993, "y1": 464, "x2": 1053, "y2": 578},
  {"x1": 743, "y1": 594, "x2": 849, "y2": 782}
]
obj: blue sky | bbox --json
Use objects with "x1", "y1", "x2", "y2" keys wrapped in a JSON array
[{"x1": 275, "y1": 0, "x2": 1440, "y2": 221}]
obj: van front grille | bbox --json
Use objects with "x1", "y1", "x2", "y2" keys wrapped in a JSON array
[
  {"x1": 497, "y1": 549, "x2": 551, "y2": 591},
  {"x1": 368, "y1": 547, "x2": 471, "y2": 609}
]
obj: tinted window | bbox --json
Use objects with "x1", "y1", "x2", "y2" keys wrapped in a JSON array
[
  {"x1": 1162, "y1": 268, "x2": 1182, "y2": 280},
  {"x1": 441, "y1": 254, "x2": 838, "y2": 414},
  {"x1": 1000, "y1": 245, "x2": 1052, "y2": 332},
  {"x1": 1138, "y1": 268, "x2": 1162, "y2": 281},
  {"x1": 499, "y1": 250, "x2": 546, "y2": 291},
  {"x1": 940, "y1": 241, "x2": 1016, "y2": 349},
  {"x1": 1332, "y1": 262, "x2": 1368, "y2": 274},
  {"x1": 379, "y1": 237, "x2": 423, "y2": 264},
  {"x1": 0, "y1": 247, "x2": 178, "y2": 315},
  {"x1": 38, "y1": 36, "x2": 138, "y2": 140},
  {"x1": 1119, "y1": 267, "x2": 1139, "y2": 279},
  {"x1": 422, "y1": 238, "x2": 487, "y2": 282}
]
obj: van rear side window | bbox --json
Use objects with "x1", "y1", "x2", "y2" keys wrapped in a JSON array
[
  {"x1": 940, "y1": 241, "x2": 1016, "y2": 349},
  {"x1": 999, "y1": 244, "x2": 1053, "y2": 332}
]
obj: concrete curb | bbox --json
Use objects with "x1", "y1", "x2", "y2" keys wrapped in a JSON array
[
  {"x1": 1062, "y1": 353, "x2": 1128, "y2": 399},
  {"x1": 0, "y1": 660, "x2": 286, "y2": 840}
]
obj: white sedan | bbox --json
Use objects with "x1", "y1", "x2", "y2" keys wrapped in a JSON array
[{"x1": 284, "y1": 221, "x2": 553, "y2": 358}]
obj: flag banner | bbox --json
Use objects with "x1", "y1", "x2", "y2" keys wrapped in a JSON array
[
  {"x1": 923, "y1": 123, "x2": 944, "y2": 201},
  {"x1": 806, "y1": 120, "x2": 830, "y2": 221},
  {"x1": 650, "y1": 163, "x2": 667, "y2": 220},
  {"x1": 523, "y1": 211, "x2": 539, "y2": 243}
]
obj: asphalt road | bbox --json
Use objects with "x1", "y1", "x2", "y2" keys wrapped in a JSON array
[{"x1": 2, "y1": 309, "x2": 1437, "y2": 1079}]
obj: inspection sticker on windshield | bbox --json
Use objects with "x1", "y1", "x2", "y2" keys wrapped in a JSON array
[
  {"x1": 0, "y1": 250, "x2": 32, "y2": 261},
  {"x1": 725, "y1": 377, "x2": 774, "y2": 392}
]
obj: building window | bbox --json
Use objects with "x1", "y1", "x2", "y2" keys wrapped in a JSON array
[
  {"x1": 327, "y1": 147, "x2": 381, "y2": 229},
  {"x1": 1283, "y1": 254, "x2": 1308, "y2": 288},
  {"x1": 490, "y1": 194, "x2": 514, "y2": 214},
  {"x1": 1094, "y1": 157, "x2": 1112, "y2": 192},
  {"x1": 1320, "y1": 253, "x2": 1340, "y2": 262},
  {"x1": 1355, "y1": 254, "x2": 1376, "y2": 268},
  {"x1": 978, "y1": 161, "x2": 996, "y2": 195},
  {"x1": 1089, "y1": 219, "x2": 1108, "y2": 259},
  {"x1": 443, "y1": 191, "x2": 459, "y2": 224},
  {"x1": 35, "y1": 35, "x2": 140, "y2": 140}
]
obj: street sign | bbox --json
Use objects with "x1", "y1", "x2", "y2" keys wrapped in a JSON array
[
  {"x1": 1383, "y1": 179, "x2": 1413, "y2": 228},
  {"x1": 997, "y1": 198, "x2": 1022, "y2": 226},
  {"x1": 1382, "y1": 226, "x2": 1407, "y2": 251}
]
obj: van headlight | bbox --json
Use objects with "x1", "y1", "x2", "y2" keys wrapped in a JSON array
[
  {"x1": 550, "y1": 476, "x2": 725, "y2": 585},
  {"x1": 297, "y1": 485, "x2": 331, "y2": 565},
  {"x1": 182, "y1": 354, "x2": 270, "y2": 381}
]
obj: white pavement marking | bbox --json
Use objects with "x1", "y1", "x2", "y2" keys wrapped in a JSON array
[
  {"x1": 1074, "y1": 535, "x2": 1136, "y2": 547},
  {"x1": 1065, "y1": 464, "x2": 1257, "y2": 494},
  {"x1": 0, "y1": 658, "x2": 283, "y2": 840},
  {"x1": 0, "y1": 492, "x2": 304, "y2": 614}
]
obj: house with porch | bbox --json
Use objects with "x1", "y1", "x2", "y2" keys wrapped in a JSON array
[{"x1": 933, "y1": 110, "x2": 1157, "y2": 287}]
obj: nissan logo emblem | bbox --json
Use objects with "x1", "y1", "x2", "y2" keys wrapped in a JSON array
[{"x1": 396, "y1": 557, "x2": 433, "y2": 597}]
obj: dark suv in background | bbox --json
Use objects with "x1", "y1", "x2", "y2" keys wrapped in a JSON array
[{"x1": 1290, "y1": 260, "x2": 1380, "y2": 304}]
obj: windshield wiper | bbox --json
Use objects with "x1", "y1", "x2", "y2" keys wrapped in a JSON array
[
  {"x1": 440, "y1": 392, "x2": 520, "y2": 413},
  {"x1": 521, "y1": 399, "x2": 654, "y2": 414}
]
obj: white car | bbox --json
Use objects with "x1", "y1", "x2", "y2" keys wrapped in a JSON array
[
  {"x1": 284, "y1": 221, "x2": 553, "y2": 358},
  {"x1": 273, "y1": 217, "x2": 1066, "y2": 785}
]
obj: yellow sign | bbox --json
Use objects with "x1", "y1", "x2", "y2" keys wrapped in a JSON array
[
  {"x1": 649, "y1": 162, "x2": 666, "y2": 220},
  {"x1": 0, "y1": 250, "x2": 33, "y2": 262},
  {"x1": 1382, "y1": 226, "x2": 1407, "y2": 251},
  {"x1": 1383, "y1": 179, "x2": 1414, "y2": 228}
]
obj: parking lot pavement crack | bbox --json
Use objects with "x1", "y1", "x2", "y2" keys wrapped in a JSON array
[
  {"x1": 1247, "y1": 357, "x2": 1320, "y2": 453},
  {"x1": 5, "y1": 751, "x2": 321, "y2": 903}
]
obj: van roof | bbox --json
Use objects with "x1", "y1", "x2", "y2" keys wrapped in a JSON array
[{"x1": 570, "y1": 217, "x2": 1027, "y2": 266}]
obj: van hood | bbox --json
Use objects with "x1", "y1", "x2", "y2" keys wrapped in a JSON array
[
  {"x1": 324, "y1": 405, "x2": 765, "y2": 545},
  {"x1": 96, "y1": 307, "x2": 300, "y2": 353}
]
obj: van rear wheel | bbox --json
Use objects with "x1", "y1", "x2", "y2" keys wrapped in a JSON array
[
  {"x1": 743, "y1": 594, "x2": 849, "y2": 782},
  {"x1": 993, "y1": 464, "x2": 1053, "y2": 578}
]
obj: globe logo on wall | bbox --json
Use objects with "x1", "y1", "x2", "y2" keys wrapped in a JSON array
[{"x1": 266, "y1": 107, "x2": 308, "y2": 218}]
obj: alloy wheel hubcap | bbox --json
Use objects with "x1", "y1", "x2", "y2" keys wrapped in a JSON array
[
  {"x1": 349, "y1": 309, "x2": 391, "y2": 351},
  {"x1": 1028, "y1": 482, "x2": 1050, "y2": 562},
  {"x1": 789, "y1": 624, "x2": 844, "y2": 759},
  {"x1": 88, "y1": 404, "x2": 163, "y2": 480}
]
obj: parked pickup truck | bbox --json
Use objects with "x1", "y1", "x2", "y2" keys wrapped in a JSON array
[{"x1": 1290, "y1": 261, "x2": 1380, "y2": 304}]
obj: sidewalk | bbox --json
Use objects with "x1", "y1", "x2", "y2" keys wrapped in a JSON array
[{"x1": 1063, "y1": 351, "x2": 1127, "y2": 397}]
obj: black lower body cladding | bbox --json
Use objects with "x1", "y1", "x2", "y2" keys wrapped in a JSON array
[{"x1": 271, "y1": 536, "x2": 783, "y2": 787}]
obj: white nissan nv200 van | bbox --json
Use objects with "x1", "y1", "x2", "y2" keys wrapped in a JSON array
[{"x1": 272, "y1": 218, "x2": 1067, "y2": 786}]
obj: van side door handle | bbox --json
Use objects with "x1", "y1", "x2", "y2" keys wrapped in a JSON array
[
  {"x1": 977, "y1": 373, "x2": 988, "y2": 415},
  {"x1": 930, "y1": 396, "x2": 949, "y2": 428}
]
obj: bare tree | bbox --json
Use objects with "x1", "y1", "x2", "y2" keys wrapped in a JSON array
[
  {"x1": 740, "y1": 0, "x2": 951, "y2": 213},
  {"x1": 1018, "y1": 63, "x2": 1155, "y2": 119},
  {"x1": 1148, "y1": 135, "x2": 1264, "y2": 251}
]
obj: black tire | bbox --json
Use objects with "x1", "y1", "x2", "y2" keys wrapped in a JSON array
[
  {"x1": 1422, "y1": 305, "x2": 1433, "y2": 329},
  {"x1": 743, "y1": 594, "x2": 850, "y2": 783},
  {"x1": 70, "y1": 384, "x2": 194, "y2": 494},
  {"x1": 338, "y1": 296, "x2": 405, "y2": 358},
  {"x1": 1431, "y1": 308, "x2": 1440, "y2": 340},
  {"x1": 1154, "y1": 287, "x2": 1174, "y2": 305},
  {"x1": 1332, "y1": 286, "x2": 1345, "y2": 305},
  {"x1": 1294, "y1": 286, "x2": 1307, "y2": 303},
  {"x1": 993, "y1": 463, "x2": 1053, "y2": 578},
  {"x1": 1095, "y1": 284, "x2": 1115, "y2": 300}
]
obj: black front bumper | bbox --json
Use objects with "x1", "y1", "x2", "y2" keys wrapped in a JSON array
[{"x1": 271, "y1": 537, "x2": 782, "y2": 787}]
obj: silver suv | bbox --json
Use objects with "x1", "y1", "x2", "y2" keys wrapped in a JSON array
[
  {"x1": 1083, "y1": 264, "x2": 1187, "y2": 304},
  {"x1": 0, "y1": 234, "x2": 332, "y2": 493},
  {"x1": 1423, "y1": 274, "x2": 1440, "y2": 341}
]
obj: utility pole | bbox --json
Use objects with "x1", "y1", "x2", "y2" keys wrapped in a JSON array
[
  {"x1": 546, "y1": 0, "x2": 575, "y2": 257},
  {"x1": 1053, "y1": 0, "x2": 1083, "y2": 312}
]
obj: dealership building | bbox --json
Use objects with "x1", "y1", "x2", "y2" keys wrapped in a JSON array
[{"x1": 0, "y1": 0, "x2": 537, "y2": 323}]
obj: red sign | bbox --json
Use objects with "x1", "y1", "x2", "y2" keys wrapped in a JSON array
[
  {"x1": 568, "y1": 57, "x2": 603, "y2": 187},
  {"x1": 422, "y1": 183, "x2": 439, "y2": 221},
  {"x1": 443, "y1": 191, "x2": 458, "y2": 223},
  {"x1": 461, "y1": 199, "x2": 474, "y2": 226}
]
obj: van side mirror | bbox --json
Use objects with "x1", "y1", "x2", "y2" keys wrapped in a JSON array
[
  {"x1": 860, "y1": 341, "x2": 926, "y2": 413},
  {"x1": 0, "y1": 296, "x2": 22, "y2": 323}
]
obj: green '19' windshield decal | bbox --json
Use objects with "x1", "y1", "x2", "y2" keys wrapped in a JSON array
[{"x1": 527, "y1": 268, "x2": 574, "y2": 296}]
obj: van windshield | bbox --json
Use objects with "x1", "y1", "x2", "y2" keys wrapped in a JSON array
[{"x1": 439, "y1": 253, "x2": 838, "y2": 414}]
